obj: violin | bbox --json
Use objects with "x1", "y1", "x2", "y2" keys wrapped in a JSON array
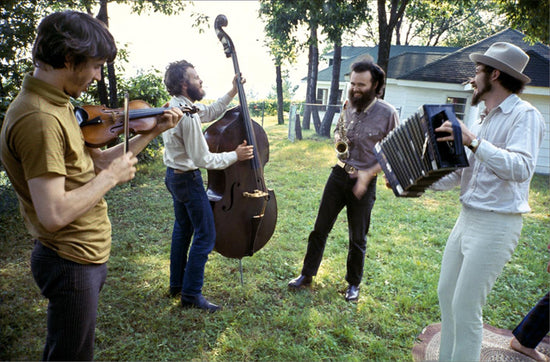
[{"x1": 76, "y1": 99, "x2": 197, "y2": 147}]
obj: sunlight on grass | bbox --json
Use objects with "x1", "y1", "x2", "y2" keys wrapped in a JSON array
[{"x1": 1, "y1": 116, "x2": 548, "y2": 360}]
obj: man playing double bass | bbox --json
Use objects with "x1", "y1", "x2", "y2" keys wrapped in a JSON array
[{"x1": 162, "y1": 60, "x2": 254, "y2": 312}]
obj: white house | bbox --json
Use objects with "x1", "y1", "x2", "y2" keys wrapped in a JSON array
[{"x1": 315, "y1": 29, "x2": 550, "y2": 175}]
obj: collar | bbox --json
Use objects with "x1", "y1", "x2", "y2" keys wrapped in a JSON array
[
  {"x1": 479, "y1": 94, "x2": 519, "y2": 124},
  {"x1": 23, "y1": 73, "x2": 71, "y2": 107},
  {"x1": 172, "y1": 95, "x2": 194, "y2": 107}
]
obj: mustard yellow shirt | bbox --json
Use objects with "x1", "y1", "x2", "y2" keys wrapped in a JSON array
[{"x1": 1, "y1": 74, "x2": 111, "y2": 264}]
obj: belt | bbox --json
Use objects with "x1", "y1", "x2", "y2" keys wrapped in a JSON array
[
  {"x1": 336, "y1": 160, "x2": 357, "y2": 174},
  {"x1": 171, "y1": 167, "x2": 198, "y2": 174}
]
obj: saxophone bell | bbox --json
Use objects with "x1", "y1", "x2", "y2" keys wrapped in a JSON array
[{"x1": 335, "y1": 140, "x2": 349, "y2": 161}]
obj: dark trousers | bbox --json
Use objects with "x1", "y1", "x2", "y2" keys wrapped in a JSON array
[
  {"x1": 165, "y1": 167, "x2": 216, "y2": 296},
  {"x1": 301, "y1": 165, "x2": 377, "y2": 286},
  {"x1": 31, "y1": 240, "x2": 107, "y2": 361},
  {"x1": 513, "y1": 292, "x2": 550, "y2": 349}
]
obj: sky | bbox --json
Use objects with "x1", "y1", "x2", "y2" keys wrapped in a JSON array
[{"x1": 107, "y1": 1, "x2": 310, "y2": 100}]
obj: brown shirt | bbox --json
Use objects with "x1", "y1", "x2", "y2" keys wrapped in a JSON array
[
  {"x1": 337, "y1": 98, "x2": 399, "y2": 170},
  {"x1": 1, "y1": 74, "x2": 111, "y2": 264}
]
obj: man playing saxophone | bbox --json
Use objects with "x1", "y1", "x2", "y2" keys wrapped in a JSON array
[{"x1": 288, "y1": 60, "x2": 399, "y2": 301}]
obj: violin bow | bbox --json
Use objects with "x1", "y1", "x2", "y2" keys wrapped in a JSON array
[{"x1": 123, "y1": 92, "x2": 130, "y2": 154}]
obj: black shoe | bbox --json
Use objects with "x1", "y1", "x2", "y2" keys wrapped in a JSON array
[
  {"x1": 345, "y1": 285, "x2": 360, "y2": 301},
  {"x1": 288, "y1": 275, "x2": 312, "y2": 289},
  {"x1": 168, "y1": 286, "x2": 181, "y2": 298},
  {"x1": 181, "y1": 294, "x2": 220, "y2": 312}
]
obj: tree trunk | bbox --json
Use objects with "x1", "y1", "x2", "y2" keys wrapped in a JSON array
[
  {"x1": 303, "y1": 24, "x2": 318, "y2": 130},
  {"x1": 96, "y1": 0, "x2": 117, "y2": 107},
  {"x1": 377, "y1": 0, "x2": 409, "y2": 99},
  {"x1": 275, "y1": 64, "x2": 284, "y2": 125},
  {"x1": 320, "y1": 41, "x2": 341, "y2": 138}
]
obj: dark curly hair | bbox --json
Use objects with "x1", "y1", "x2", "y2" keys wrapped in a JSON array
[
  {"x1": 350, "y1": 60, "x2": 386, "y2": 97},
  {"x1": 32, "y1": 10, "x2": 117, "y2": 69},
  {"x1": 164, "y1": 60, "x2": 195, "y2": 96}
]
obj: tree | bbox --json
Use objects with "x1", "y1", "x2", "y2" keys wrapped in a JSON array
[
  {"x1": 0, "y1": 0, "x2": 191, "y2": 119},
  {"x1": 396, "y1": 0, "x2": 506, "y2": 47},
  {"x1": 493, "y1": 0, "x2": 549, "y2": 44},
  {"x1": 319, "y1": 0, "x2": 368, "y2": 138},
  {"x1": 376, "y1": 0, "x2": 409, "y2": 87},
  {"x1": 260, "y1": 0, "x2": 300, "y2": 125}
]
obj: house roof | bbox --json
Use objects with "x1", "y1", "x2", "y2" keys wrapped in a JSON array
[
  {"x1": 399, "y1": 28, "x2": 550, "y2": 87},
  {"x1": 316, "y1": 29, "x2": 549, "y2": 88},
  {"x1": 316, "y1": 45, "x2": 459, "y2": 82}
]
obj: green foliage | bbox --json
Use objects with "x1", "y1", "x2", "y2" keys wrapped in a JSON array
[
  {"x1": 493, "y1": 0, "x2": 549, "y2": 44},
  {"x1": 248, "y1": 99, "x2": 292, "y2": 117},
  {"x1": 401, "y1": 0, "x2": 507, "y2": 47},
  {"x1": 1, "y1": 116, "x2": 549, "y2": 360}
]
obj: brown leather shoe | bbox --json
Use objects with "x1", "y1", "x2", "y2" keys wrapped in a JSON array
[{"x1": 288, "y1": 275, "x2": 313, "y2": 289}]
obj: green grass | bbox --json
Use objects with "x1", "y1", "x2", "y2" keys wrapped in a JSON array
[{"x1": 1, "y1": 116, "x2": 549, "y2": 360}]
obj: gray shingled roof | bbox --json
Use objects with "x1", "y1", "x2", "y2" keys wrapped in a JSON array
[
  {"x1": 316, "y1": 29, "x2": 549, "y2": 88},
  {"x1": 399, "y1": 28, "x2": 550, "y2": 87},
  {"x1": 316, "y1": 45, "x2": 459, "y2": 82}
]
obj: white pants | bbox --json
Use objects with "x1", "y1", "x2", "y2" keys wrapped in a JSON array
[{"x1": 438, "y1": 206, "x2": 522, "y2": 361}]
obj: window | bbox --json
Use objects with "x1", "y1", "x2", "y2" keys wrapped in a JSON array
[
  {"x1": 446, "y1": 97, "x2": 467, "y2": 120},
  {"x1": 316, "y1": 88, "x2": 327, "y2": 104}
]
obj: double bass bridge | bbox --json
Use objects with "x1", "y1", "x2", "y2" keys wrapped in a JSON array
[{"x1": 242, "y1": 189, "x2": 269, "y2": 199}]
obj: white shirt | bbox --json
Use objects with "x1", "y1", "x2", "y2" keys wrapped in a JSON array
[
  {"x1": 162, "y1": 94, "x2": 238, "y2": 171},
  {"x1": 431, "y1": 94, "x2": 545, "y2": 214}
]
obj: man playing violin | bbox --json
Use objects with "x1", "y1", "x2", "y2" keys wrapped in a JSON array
[
  {"x1": 0, "y1": 11, "x2": 182, "y2": 360},
  {"x1": 162, "y1": 60, "x2": 253, "y2": 312}
]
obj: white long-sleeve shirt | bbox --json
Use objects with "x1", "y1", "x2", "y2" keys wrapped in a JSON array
[
  {"x1": 162, "y1": 94, "x2": 238, "y2": 171},
  {"x1": 431, "y1": 94, "x2": 545, "y2": 214}
]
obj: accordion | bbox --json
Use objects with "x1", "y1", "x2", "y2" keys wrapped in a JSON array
[{"x1": 374, "y1": 104, "x2": 469, "y2": 197}]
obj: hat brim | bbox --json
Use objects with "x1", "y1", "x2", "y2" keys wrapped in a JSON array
[{"x1": 470, "y1": 53, "x2": 531, "y2": 84}]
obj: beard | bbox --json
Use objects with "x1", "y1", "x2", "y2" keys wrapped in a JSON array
[
  {"x1": 348, "y1": 87, "x2": 376, "y2": 112},
  {"x1": 471, "y1": 77, "x2": 492, "y2": 106},
  {"x1": 187, "y1": 82, "x2": 205, "y2": 102}
]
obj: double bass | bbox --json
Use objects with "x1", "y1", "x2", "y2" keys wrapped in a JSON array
[{"x1": 204, "y1": 15, "x2": 277, "y2": 259}]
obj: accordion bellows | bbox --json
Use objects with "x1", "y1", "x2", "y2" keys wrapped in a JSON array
[{"x1": 374, "y1": 104, "x2": 469, "y2": 197}]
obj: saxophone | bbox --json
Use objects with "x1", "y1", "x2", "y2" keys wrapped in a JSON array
[{"x1": 335, "y1": 102, "x2": 350, "y2": 161}]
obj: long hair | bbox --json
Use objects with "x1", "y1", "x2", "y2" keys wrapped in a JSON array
[
  {"x1": 164, "y1": 60, "x2": 194, "y2": 96},
  {"x1": 350, "y1": 60, "x2": 386, "y2": 97},
  {"x1": 480, "y1": 64, "x2": 525, "y2": 94},
  {"x1": 32, "y1": 10, "x2": 117, "y2": 69}
]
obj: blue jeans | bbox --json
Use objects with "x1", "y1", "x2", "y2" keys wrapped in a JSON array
[
  {"x1": 301, "y1": 165, "x2": 377, "y2": 286},
  {"x1": 165, "y1": 168, "x2": 216, "y2": 296},
  {"x1": 31, "y1": 240, "x2": 107, "y2": 361}
]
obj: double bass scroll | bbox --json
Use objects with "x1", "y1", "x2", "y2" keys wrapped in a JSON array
[{"x1": 204, "y1": 14, "x2": 278, "y2": 259}]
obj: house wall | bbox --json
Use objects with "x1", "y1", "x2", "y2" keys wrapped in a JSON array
[{"x1": 385, "y1": 79, "x2": 550, "y2": 175}]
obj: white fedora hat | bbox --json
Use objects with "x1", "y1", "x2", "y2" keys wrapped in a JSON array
[{"x1": 469, "y1": 42, "x2": 531, "y2": 84}]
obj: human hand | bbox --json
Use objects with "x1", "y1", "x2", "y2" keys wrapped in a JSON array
[
  {"x1": 434, "y1": 119, "x2": 476, "y2": 146},
  {"x1": 235, "y1": 140, "x2": 254, "y2": 161},
  {"x1": 155, "y1": 104, "x2": 184, "y2": 133},
  {"x1": 352, "y1": 170, "x2": 374, "y2": 199},
  {"x1": 107, "y1": 151, "x2": 138, "y2": 185},
  {"x1": 229, "y1": 73, "x2": 246, "y2": 97}
]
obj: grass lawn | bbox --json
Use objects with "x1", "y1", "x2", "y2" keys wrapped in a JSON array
[{"x1": 1, "y1": 115, "x2": 548, "y2": 360}]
